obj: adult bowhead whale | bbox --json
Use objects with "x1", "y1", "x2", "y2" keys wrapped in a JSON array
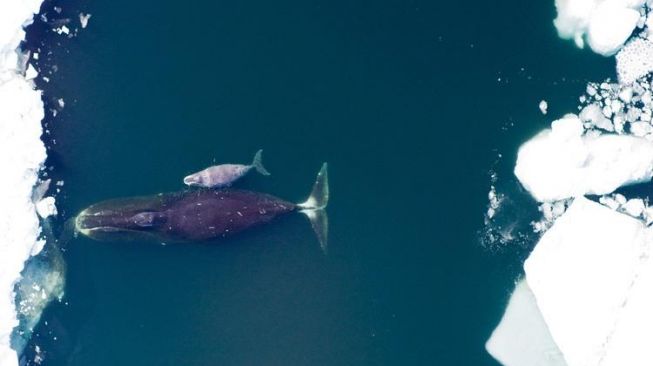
[{"x1": 75, "y1": 163, "x2": 329, "y2": 251}]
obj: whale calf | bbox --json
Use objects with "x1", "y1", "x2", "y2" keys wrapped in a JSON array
[
  {"x1": 183, "y1": 149, "x2": 270, "y2": 188},
  {"x1": 76, "y1": 163, "x2": 329, "y2": 250}
]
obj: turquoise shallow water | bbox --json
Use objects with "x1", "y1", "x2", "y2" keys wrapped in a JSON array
[{"x1": 23, "y1": 0, "x2": 614, "y2": 364}]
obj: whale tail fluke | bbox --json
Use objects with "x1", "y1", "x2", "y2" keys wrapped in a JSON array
[
  {"x1": 252, "y1": 149, "x2": 271, "y2": 176},
  {"x1": 298, "y1": 163, "x2": 329, "y2": 253}
]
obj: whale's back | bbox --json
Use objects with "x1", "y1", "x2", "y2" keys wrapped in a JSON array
[
  {"x1": 76, "y1": 189, "x2": 296, "y2": 243},
  {"x1": 164, "y1": 189, "x2": 295, "y2": 241}
]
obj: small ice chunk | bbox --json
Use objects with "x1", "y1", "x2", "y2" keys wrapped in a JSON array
[
  {"x1": 487, "y1": 185, "x2": 503, "y2": 219},
  {"x1": 55, "y1": 27, "x2": 68, "y2": 35},
  {"x1": 57, "y1": 98, "x2": 64, "y2": 109},
  {"x1": 611, "y1": 99, "x2": 623, "y2": 114},
  {"x1": 579, "y1": 103, "x2": 613, "y2": 131},
  {"x1": 626, "y1": 107, "x2": 641, "y2": 122},
  {"x1": 615, "y1": 193, "x2": 627, "y2": 205},
  {"x1": 31, "y1": 179, "x2": 51, "y2": 203},
  {"x1": 587, "y1": 84, "x2": 597, "y2": 96},
  {"x1": 614, "y1": 114, "x2": 626, "y2": 133},
  {"x1": 539, "y1": 100, "x2": 548, "y2": 115},
  {"x1": 645, "y1": 206, "x2": 653, "y2": 225},
  {"x1": 541, "y1": 202, "x2": 554, "y2": 221},
  {"x1": 79, "y1": 13, "x2": 92, "y2": 29},
  {"x1": 552, "y1": 200, "x2": 566, "y2": 216},
  {"x1": 35, "y1": 197, "x2": 57, "y2": 219},
  {"x1": 619, "y1": 87, "x2": 633, "y2": 103},
  {"x1": 485, "y1": 279, "x2": 567, "y2": 366},
  {"x1": 622, "y1": 198, "x2": 646, "y2": 217},
  {"x1": 602, "y1": 104, "x2": 613, "y2": 118},
  {"x1": 630, "y1": 121, "x2": 653, "y2": 136},
  {"x1": 25, "y1": 65, "x2": 38, "y2": 81},
  {"x1": 30, "y1": 239, "x2": 45, "y2": 256},
  {"x1": 600, "y1": 195, "x2": 621, "y2": 210}
]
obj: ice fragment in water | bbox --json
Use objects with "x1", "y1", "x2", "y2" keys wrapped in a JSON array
[
  {"x1": 79, "y1": 13, "x2": 91, "y2": 29},
  {"x1": 539, "y1": 100, "x2": 548, "y2": 114}
]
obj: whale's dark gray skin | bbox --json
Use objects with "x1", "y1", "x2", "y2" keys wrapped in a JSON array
[{"x1": 75, "y1": 163, "x2": 329, "y2": 250}]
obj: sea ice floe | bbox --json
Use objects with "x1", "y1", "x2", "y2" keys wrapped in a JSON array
[
  {"x1": 0, "y1": 1, "x2": 49, "y2": 365},
  {"x1": 35, "y1": 197, "x2": 57, "y2": 219},
  {"x1": 525, "y1": 197, "x2": 653, "y2": 366},
  {"x1": 0, "y1": 77, "x2": 47, "y2": 366},
  {"x1": 553, "y1": 0, "x2": 645, "y2": 56},
  {"x1": 25, "y1": 64, "x2": 37, "y2": 80},
  {"x1": 514, "y1": 114, "x2": 653, "y2": 202},
  {"x1": 621, "y1": 197, "x2": 646, "y2": 216},
  {"x1": 599, "y1": 193, "x2": 627, "y2": 210},
  {"x1": 491, "y1": 0, "x2": 653, "y2": 364},
  {"x1": 578, "y1": 78, "x2": 653, "y2": 139},
  {"x1": 616, "y1": 37, "x2": 653, "y2": 84},
  {"x1": 630, "y1": 120, "x2": 653, "y2": 136},
  {"x1": 586, "y1": 0, "x2": 642, "y2": 55},
  {"x1": 486, "y1": 279, "x2": 567, "y2": 366},
  {"x1": 579, "y1": 103, "x2": 613, "y2": 131}
]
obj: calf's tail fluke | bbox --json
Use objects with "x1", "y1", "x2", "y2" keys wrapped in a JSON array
[
  {"x1": 298, "y1": 163, "x2": 329, "y2": 252},
  {"x1": 252, "y1": 149, "x2": 271, "y2": 176}
]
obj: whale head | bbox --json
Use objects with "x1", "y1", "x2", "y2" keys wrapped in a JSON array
[{"x1": 183, "y1": 173, "x2": 204, "y2": 186}]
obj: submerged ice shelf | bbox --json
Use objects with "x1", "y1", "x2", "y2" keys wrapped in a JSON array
[{"x1": 486, "y1": 279, "x2": 566, "y2": 366}]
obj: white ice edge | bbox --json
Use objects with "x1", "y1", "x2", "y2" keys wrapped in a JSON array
[
  {"x1": 486, "y1": 279, "x2": 567, "y2": 366},
  {"x1": 524, "y1": 197, "x2": 653, "y2": 366},
  {"x1": 0, "y1": 1, "x2": 48, "y2": 366},
  {"x1": 488, "y1": 1, "x2": 653, "y2": 365},
  {"x1": 514, "y1": 113, "x2": 653, "y2": 202},
  {"x1": 553, "y1": 0, "x2": 646, "y2": 56}
]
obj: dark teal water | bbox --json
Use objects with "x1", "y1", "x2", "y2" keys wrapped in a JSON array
[{"x1": 25, "y1": 0, "x2": 614, "y2": 365}]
